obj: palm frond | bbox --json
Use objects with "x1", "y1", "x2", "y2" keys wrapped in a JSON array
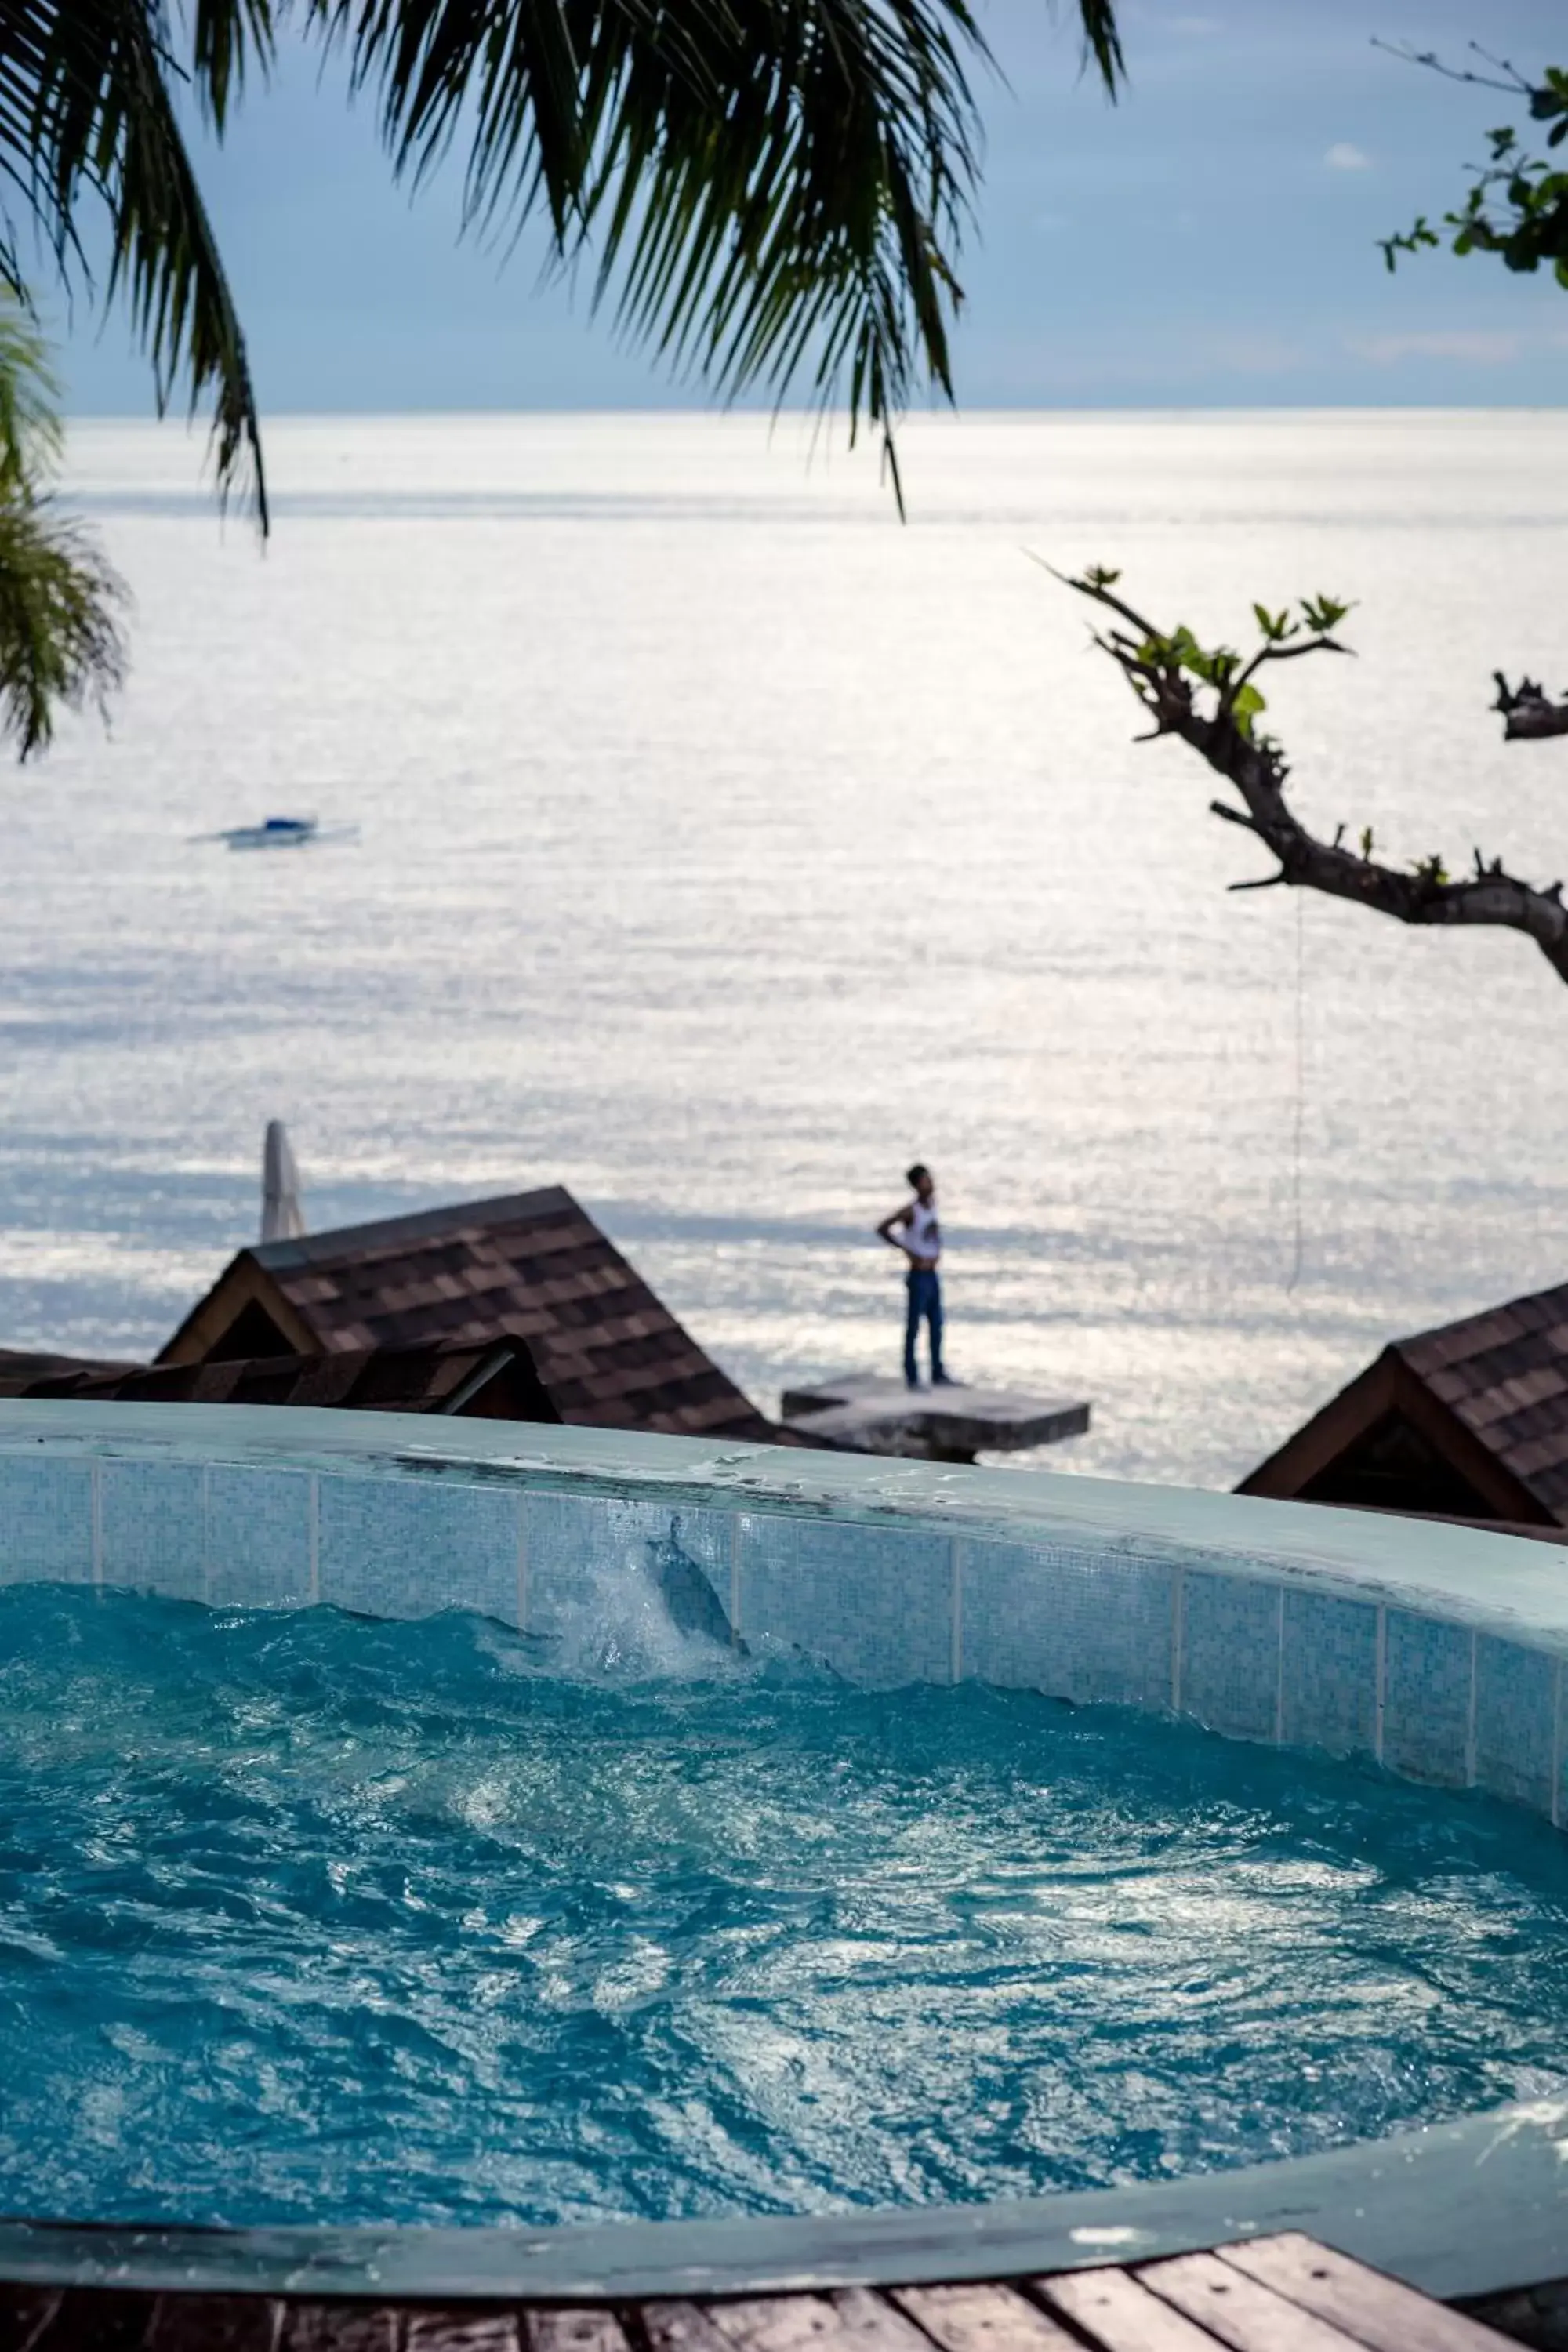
[
  {"x1": 0, "y1": 0, "x2": 1122, "y2": 531},
  {"x1": 191, "y1": 0, "x2": 275, "y2": 128},
  {"x1": 0, "y1": 487, "x2": 128, "y2": 755},
  {"x1": 1073, "y1": 0, "x2": 1123, "y2": 92},
  {"x1": 304, "y1": 0, "x2": 1125, "y2": 506},
  {"x1": 0, "y1": 292, "x2": 126, "y2": 757},
  {"x1": 0, "y1": 297, "x2": 64, "y2": 485},
  {"x1": 0, "y1": 0, "x2": 269, "y2": 526}
]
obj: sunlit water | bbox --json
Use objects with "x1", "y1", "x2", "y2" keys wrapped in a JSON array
[
  {"x1": 9, "y1": 410, "x2": 1568, "y2": 1483},
  {"x1": 1, "y1": 1583, "x2": 1566, "y2": 2227}
]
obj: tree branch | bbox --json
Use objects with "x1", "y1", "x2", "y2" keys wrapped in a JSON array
[
  {"x1": 1374, "y1": 53, "x2": 1568, "y2": 292},
  {"x1": 1494, "y1": 670, "x2": 1568, "y2": 740},
  {"x1": 1053, "y1": 564, "x2": 1568, "y2": 989}
]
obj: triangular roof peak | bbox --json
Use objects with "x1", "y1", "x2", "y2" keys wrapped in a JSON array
[
  {"x1": 250, "y1": 1185, "x2": 579, "y2": 1275},
  {"x1": 160, "y1": 1184, "x2": 774, "y2": 1444},
  {"x1": 1241, "y1": 1278, "x2": 1568, "y2": 1526}
]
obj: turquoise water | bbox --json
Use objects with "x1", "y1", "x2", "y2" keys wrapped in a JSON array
[{"x1": 2, "y1": 1582, "x2": 1567, "y2": 2230}]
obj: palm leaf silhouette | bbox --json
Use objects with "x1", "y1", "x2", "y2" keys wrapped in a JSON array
[{"x1": 0, "y1": 0, "x2": 1123, "y2": 522}]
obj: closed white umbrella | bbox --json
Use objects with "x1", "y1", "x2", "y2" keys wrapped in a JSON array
[{"x1": 261, "y1": 1120, "x2": 307, "y2": 1243}]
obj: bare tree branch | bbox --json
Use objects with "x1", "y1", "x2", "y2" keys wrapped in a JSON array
[
  {"x1": 1045, "y1": 559, "x2": 1568, "y2": 989},
  {"x1": 1369, "y1": 38, "x2": 1536, "y2": 102}
]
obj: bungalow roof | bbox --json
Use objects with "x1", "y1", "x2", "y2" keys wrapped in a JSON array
[
  {"x1": 1240, "y1": 1278, "x2": 1568, "y2": 1526},
  {"x1": 156, "y1": 1185, "x2": 779, "y2": 1443}
]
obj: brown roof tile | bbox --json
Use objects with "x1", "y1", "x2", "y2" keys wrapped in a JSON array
[
  {"x1": 3, "y1": 1335, "x2": 561, "y2": 1421},
  {"x1": 0, "y1": 1347, "x2": 140, "y2": 1389},
  {"x1": 166, "y1": 1185, "x2": 775, "y2": 1445},
  {"x1": 1389, "y1": 1276, "x2": 1568, "y2": 1524},
  {"x1": 1505, "y1": 1430, "x2": 1568, "y2": 1479}
]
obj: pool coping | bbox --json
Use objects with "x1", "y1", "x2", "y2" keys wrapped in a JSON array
[
  {"x1": 2, "y1": 1400, "x2": 1567, "y2": 1656},
  {"x1": 1, "y1": 2097, "x2": 1566, "y2": 2305}
]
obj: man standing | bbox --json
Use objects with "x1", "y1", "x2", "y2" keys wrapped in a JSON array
[{"x1": 877, "y1": 1163, "x2": 952, "y2": 1390}]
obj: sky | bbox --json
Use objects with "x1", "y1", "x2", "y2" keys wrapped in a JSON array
[{"x1": 53, "y1": 0, "x2": 1568, "y2": 417}]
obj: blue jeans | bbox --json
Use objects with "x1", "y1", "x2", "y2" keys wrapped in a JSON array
[{"x1": 904, "y1": 1268, "x2": 944, "y2": 1385}]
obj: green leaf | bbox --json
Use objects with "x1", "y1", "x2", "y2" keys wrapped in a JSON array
[
  {"x1": 1300, "y1": 593, "x2": 1352, "y2": 633},
  {"x1": 1230, "y1": 681, "x2": 1266, "y2": 737},
  {"x1": 1380, "y1": 90, "x2": 1568, "y2": 295}
]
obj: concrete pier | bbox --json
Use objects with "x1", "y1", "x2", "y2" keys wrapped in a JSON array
[{"x1": 780, "y1": 1375, "x2": 1091, "y2": 1464}]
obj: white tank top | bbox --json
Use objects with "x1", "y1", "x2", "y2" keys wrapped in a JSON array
[{"x1": 906, "y1": 1199, "x2": 941, "y2": 1263}]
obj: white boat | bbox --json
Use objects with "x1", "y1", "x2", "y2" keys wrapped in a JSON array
[{"x1": 195, "y1": 816, "x2": 359, "y2": 851}]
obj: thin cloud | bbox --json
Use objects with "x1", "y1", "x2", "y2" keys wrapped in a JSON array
[
  {"x1": 1325, "y1": 143, "x2": 1372, "y2": 171},
  {"x1": 1206, "y1": 332, "x2": 1307, "y2": 375},
  {"x1": 1348, "y1": 330, "x2": 1523, "y2": 365}
]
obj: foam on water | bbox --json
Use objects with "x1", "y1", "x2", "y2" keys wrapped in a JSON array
[{"x1": 2, "y1": 1575, "x2": 1567, "y2": 2230}]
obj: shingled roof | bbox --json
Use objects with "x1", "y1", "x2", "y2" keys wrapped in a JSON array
[
  {"x1": 1239, "y1": 1279, "x2": 1568, "y2": 1528},
  {"x1": 0, "y1": 1348, "x2": 138, "y2": 1386},
  {"x1": 0, "y1": 1334, "x2": 561, "y2": 1422},
  {"x1": 156, "y1": 1185, "x2": 779, "y2": 1443}
]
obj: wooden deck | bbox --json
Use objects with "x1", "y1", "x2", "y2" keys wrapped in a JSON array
[{"x1": 0, "y1": 2233, "x2": 1523, "y2": 2352}]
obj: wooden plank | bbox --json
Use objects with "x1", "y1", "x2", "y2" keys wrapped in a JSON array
[
  {"x1": 827, "y1": 2292, "x2": 943, "y2": 2352},
  {"x1": 891, "y1": 2285, "x2": 1080, "y2": 2352},
  {"x1": 28, "y1": 2291, "x2": 159, "y2": 2352},
  {"x1": 143, "y1": 2296, "x2": 283, "y2": 2352},
  {"x1": 1036, "y1": 2266, "x2": 1230, "y2": 2352},
  {"x1": 405, "y1": 2314, "x2": 521, "y2": 2352},
  {"x1": 704, "y1": 2298, "x2": 862, "y2": 2352},
  {"x1": 706, "y1": 2292, "x2": 930, "y2": 2352},
  {"x1": 1138, "y1": 2252, "x2": 1369, "y2": 2352},
  {"x1": 641, "y1": 2304, "x2": 741, "y2": 2352},
  {"x1": 0, "y1": 2291, "x2": 61, "y2": 2352},
  {"x1": 1218, "y1": 2234, "x2": 1520, "y2": 2352},
  {"x1": 278, "y1": 2308, "x2": 398, "y2": 2352},
  {"x1": 524, "y1": 2313, "x2": 633, "y2": 2352}
]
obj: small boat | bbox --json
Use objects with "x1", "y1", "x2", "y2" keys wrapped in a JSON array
[{"x1": 194, "y1": 816, "x2": 359, "y2": 851}]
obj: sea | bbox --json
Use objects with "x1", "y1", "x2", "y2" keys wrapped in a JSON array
[{"x1": 11, "y1": 408, "x2": 1568, "y2": 1492}]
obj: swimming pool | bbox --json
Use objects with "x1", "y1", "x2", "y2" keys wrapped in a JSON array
[
  {"x1": 1, "y1": 1403, "x2": 1567, "y2": 2302},
  {"x1": 5, "y1": 1581, "x2": 1566, "y2": 2233}
]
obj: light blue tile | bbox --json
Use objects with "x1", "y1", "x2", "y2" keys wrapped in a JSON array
[
  {"x1": 959, "y1": 1541, "x2": 1174, "y2": 1710},
  {"x1": 208, "y1": 1466, "x2": 313, "y2": 1610},
  {"x1": 1180, "y1": 1572, "x2": 1281, "y2": 1741},
  {"x1": 737, "y1": 1512, "x2": 950, "y2": 1685},
  {"x1": 524, "y1": 1491, "x2": 732, "y2": 1645},
  {"x1": 1476, "y1": 1635, "x2": 1556, "y2": 1818},
  {"x1": 521, "y1": 1490, "x2": 597, "y2": 1633},
  {"x1": 1280, "y1": 1590, "x2": 1380, "y2": 1759},
  {"x1": 1385, "y1": 1610, "x2": 1473, "y2": 1787},
  {"x1": 0, "y1": 1453, "x2": 94, "y2": 1584},
  {"x1": 100, "y1": 1461, "x2": 205, "y2": 1601},
  {"x1": 318, "y1": 1475, "x2": 520, "y2": 1624}
]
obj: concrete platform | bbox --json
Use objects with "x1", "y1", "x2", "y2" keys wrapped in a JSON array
[{"x1": 780, "y1": 1375, "x2": 1091, "y2": 1463}]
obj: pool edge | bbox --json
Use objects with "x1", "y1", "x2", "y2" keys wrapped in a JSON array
[{"x1": 2, "y1": 2097, "x2": 1566, "y2": 2306}]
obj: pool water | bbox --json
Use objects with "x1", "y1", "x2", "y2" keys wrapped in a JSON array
[{"x1": 1, "y1": 1579, "x2": 1566, "y2": 2230}]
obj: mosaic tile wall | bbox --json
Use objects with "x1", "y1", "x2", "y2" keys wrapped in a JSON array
[{"x1": 0, "y1": 1444, "x2": 1561, "y2": 1828}]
